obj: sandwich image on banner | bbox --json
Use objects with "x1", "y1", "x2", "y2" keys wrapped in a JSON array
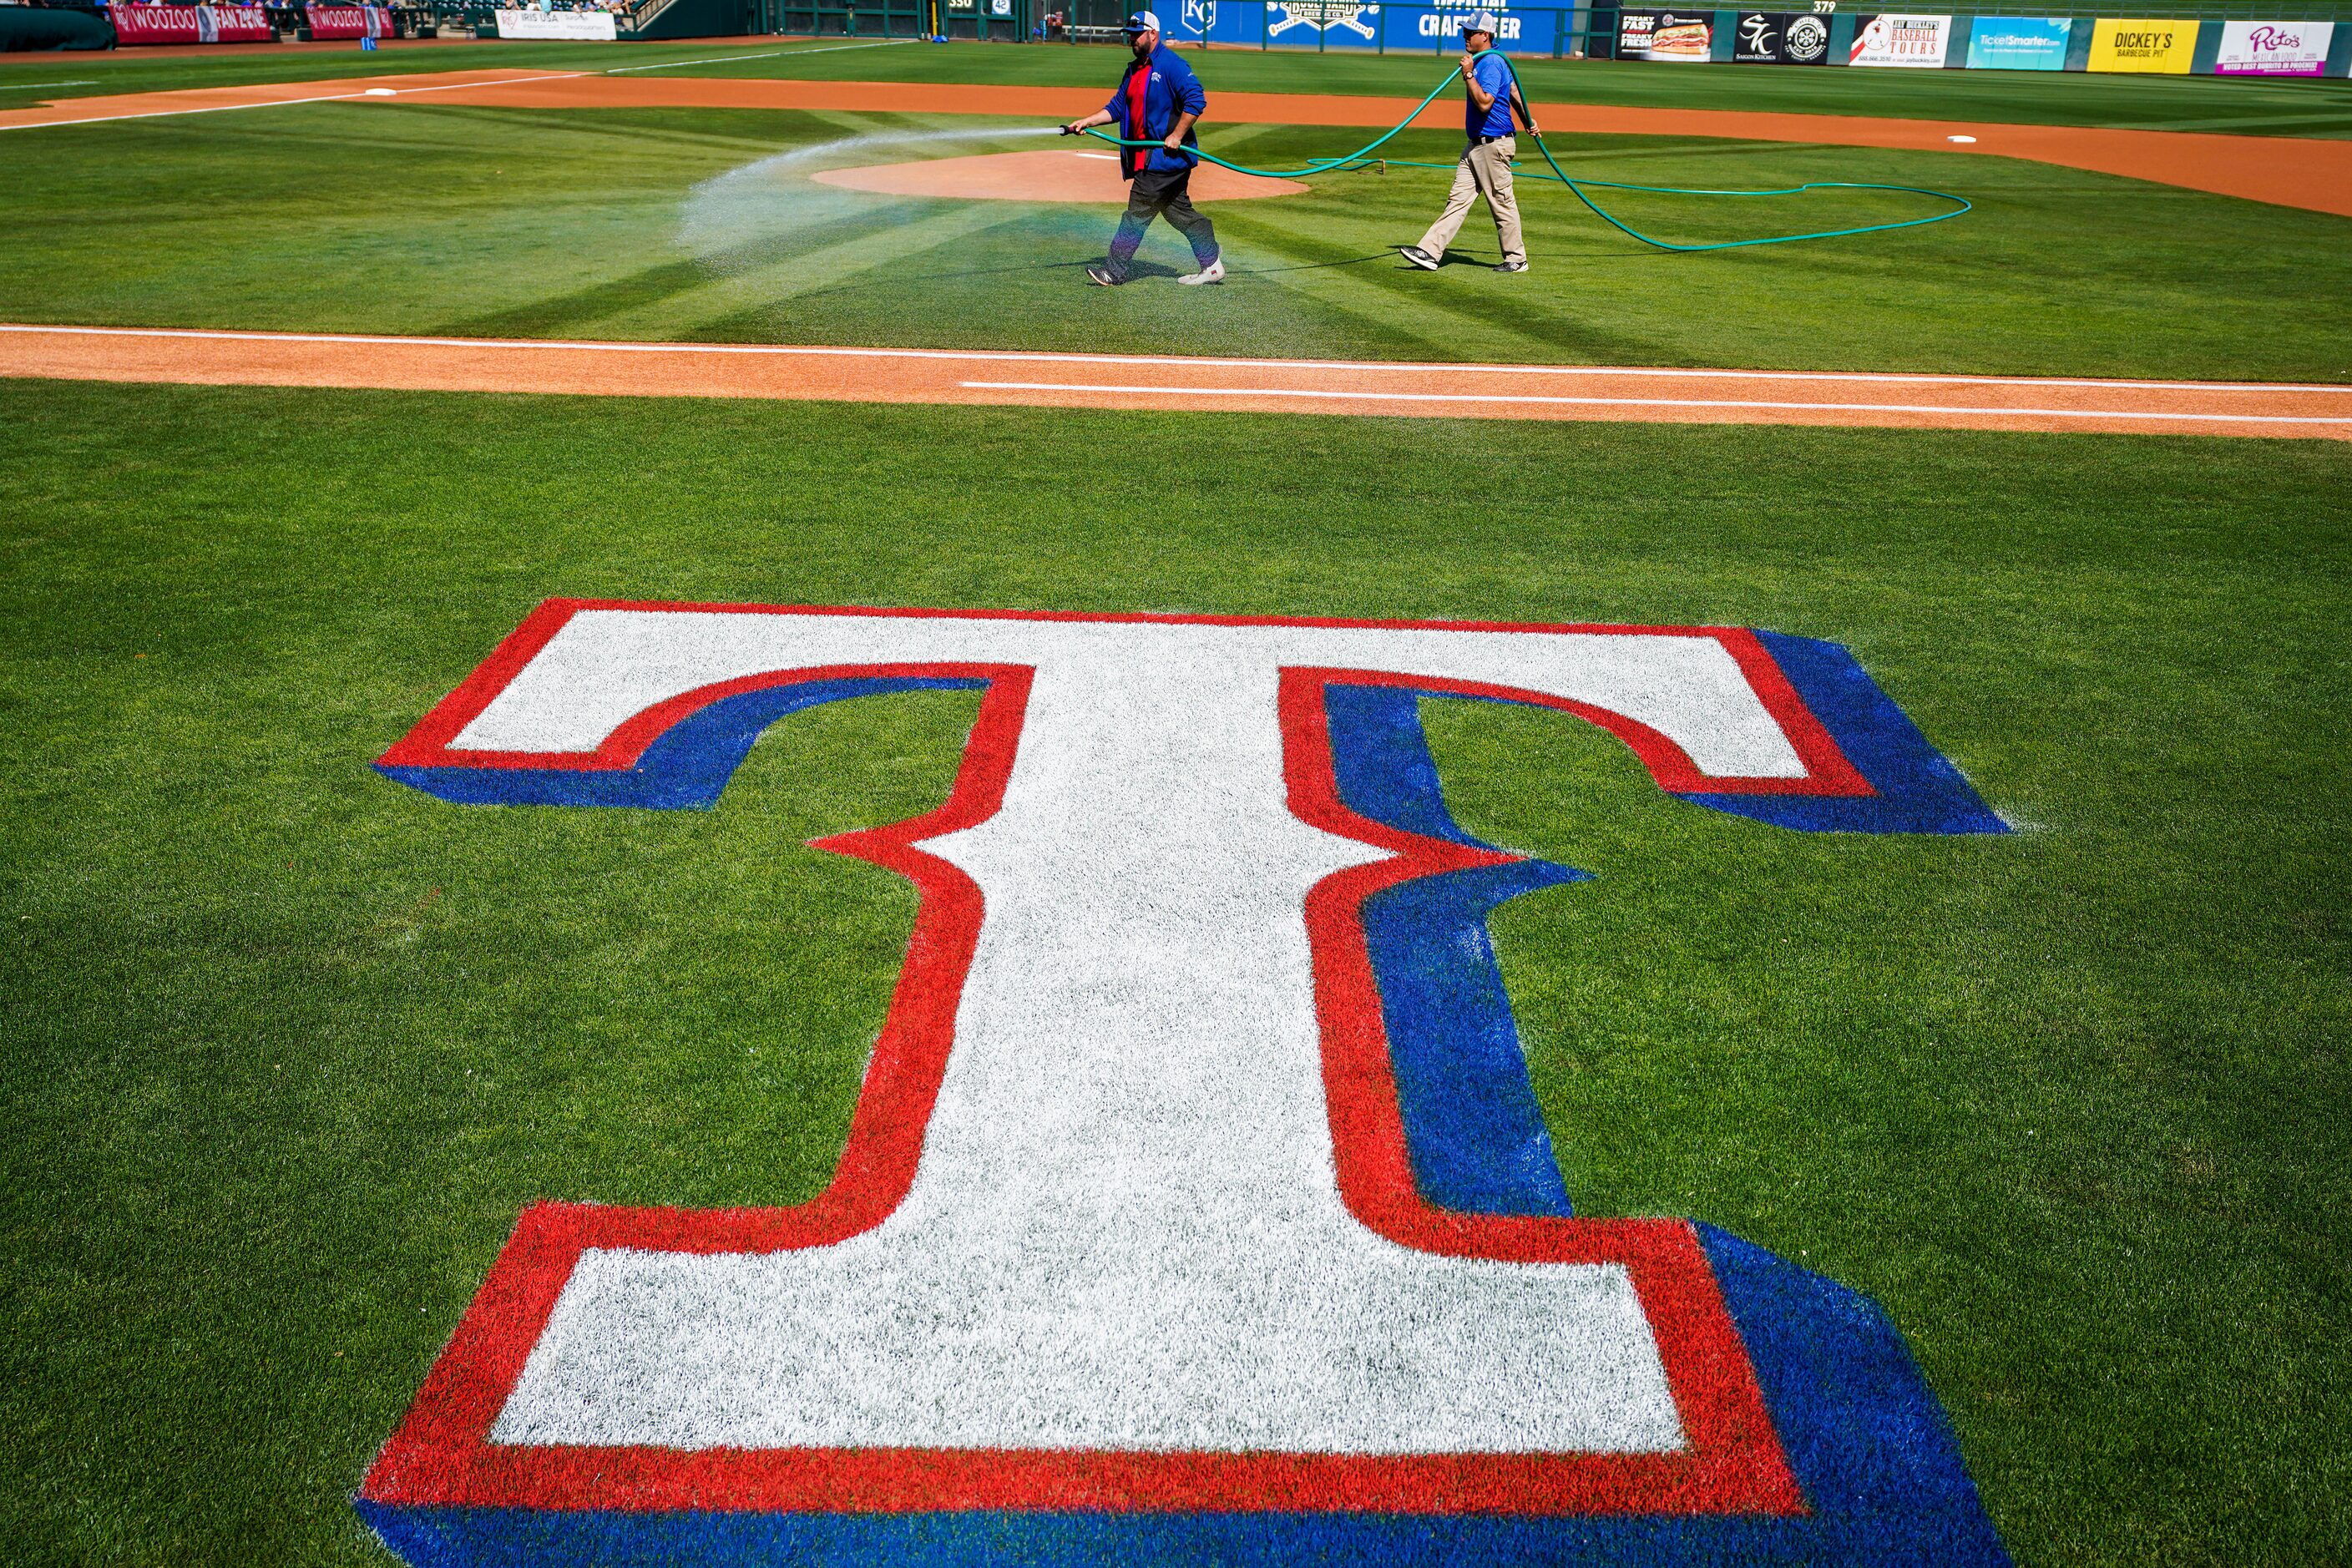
[{"x1": 1618, "y1": 9, "x2": 1716, "y2": 59}]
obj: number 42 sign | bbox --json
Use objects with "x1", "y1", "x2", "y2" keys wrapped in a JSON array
[{"x1": 358, "y1": 602, "x2": 2011, "y2": 1566}]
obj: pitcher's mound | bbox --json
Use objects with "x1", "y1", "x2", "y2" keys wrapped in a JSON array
[{"x1": 812, "y1": 149, "x2": 1307, "y2": 204}]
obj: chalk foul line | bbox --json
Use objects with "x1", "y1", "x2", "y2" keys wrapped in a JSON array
[{"x1": 961, "y1": 381, "x2": 2352, "y2": 426}]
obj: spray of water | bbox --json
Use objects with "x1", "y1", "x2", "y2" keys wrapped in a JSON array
[{"x1": 680, "y1": 125, "x2": 1065, "y2": 266}]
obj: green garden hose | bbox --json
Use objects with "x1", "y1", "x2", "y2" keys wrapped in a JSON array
[{"x1": 1080, "y1": 50, "x2": 1970, "y2": 254}]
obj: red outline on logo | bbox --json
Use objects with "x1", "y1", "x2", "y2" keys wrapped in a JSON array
[
  {"x1": 360, "y1": 600, "x2": 1818, "y2": 1519},
  {"x1": 376, "y1": 599, "x2": 1870, "y2": 801}
]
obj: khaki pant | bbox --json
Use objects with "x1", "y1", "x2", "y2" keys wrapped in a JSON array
[{"x1": 1416, "y1": 136, "x2": 1525, "y2": 266}]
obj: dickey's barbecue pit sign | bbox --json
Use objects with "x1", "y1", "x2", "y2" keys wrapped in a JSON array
[{"x1": 2089, "y1": 17, "x2": 2200, "y2": 71}]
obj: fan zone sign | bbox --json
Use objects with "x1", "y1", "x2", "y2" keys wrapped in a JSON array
[{"x1": 358, "y1": 602, "x2": 2011, "y2": 1566}]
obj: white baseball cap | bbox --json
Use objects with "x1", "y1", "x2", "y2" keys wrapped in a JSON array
[
  {"x1": 1459, "y1": 9, "x2": 1502, "y2": 34},
  {"x1": 1123, "y1": 10, "x2": 1159, "y2": 30}
]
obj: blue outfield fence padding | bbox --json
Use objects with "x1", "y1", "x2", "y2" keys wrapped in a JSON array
[{"x1": 1142, "y1": 3, "x2": 2352, "y2": 75}]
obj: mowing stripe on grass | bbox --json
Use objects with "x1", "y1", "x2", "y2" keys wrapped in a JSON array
[{"x1": 604, "y1": 41, "x2": 920, "y2": 73}]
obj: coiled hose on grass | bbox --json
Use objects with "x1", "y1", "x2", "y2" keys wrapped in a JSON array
[{"x1": 1080, "y1": 49, "x2": 1970, "y2": 253}]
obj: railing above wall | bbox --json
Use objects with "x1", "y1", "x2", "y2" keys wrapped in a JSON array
[{"x1": 1966, "y1": 2, "x2": 2344, "y2": 17}]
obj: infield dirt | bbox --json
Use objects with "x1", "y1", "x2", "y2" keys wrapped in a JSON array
[
  {"x1": 4, "y1": 71, "x2": 2348, "y2": 218},
  {"x1": 4, "y1": 325, "x2": 2344, "y2": 438}
]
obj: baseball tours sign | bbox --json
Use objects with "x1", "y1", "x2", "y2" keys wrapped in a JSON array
[
  {"x1": 1849, "y1": 13, "x2": 1955, "y2": 66},
  {"x1": 357, "y1": 602, "x2": 2011, "y2": 1566}
]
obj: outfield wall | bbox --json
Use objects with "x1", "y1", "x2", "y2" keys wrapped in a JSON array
[
  {"x1": 1152, "y1": 3, "x2": 2352, "y2": 76},
  {"x1": 86, "y1": 3, "x2": 403, "y2": 48}
]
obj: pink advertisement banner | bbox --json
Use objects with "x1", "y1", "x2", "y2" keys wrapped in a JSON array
[
  {"x1": 109, "y1": 4, "x2": 272, "y2": 44},
  {"x1": 304, "y1": 3, "x2": 396, "y2": 38},
  {"x1": 2213, "y1": 19, "x2": 2334, "y2": 75}
]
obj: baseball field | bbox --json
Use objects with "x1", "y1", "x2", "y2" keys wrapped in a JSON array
[{"x1": 2, "y1": 28, "x2": 2347, "y2": 1568}]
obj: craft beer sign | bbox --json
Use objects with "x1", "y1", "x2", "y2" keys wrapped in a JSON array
[{"x1": 358, "y1": 601, "x2": 2011, "y2": 1565}]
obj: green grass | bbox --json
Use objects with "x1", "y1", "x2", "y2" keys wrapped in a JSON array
[
  {"x1": 3, "y1": 36, "x2": 2349, "y2": 137},
  {"x1": 3, "y1": 23, "x2": 2349, "y2": 1567},
  {"x1": 1, "y1": 380, "x2": 2346, "y2": 1565},
  {"x1": 3, "y1": 102, "x2": 2348, "y2": 379}
]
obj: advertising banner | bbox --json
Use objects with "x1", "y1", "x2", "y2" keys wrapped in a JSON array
[
  {"x1": 493, "y1": 8, "x2": 620, "y2": 38},
  {"x1": 1189, "y1": 3, "x2": 1536, "y2": 53},
  {"x1": 1849, "y1": 13, "x2": 1953, "y2": 66},
  {"x1": 1964, "y1": 16, "x2": 2071, "y2": 69},
  {"x1": 2213, "y1": 19, "x2": 2334, "y2": 75},
  {"x1": 1617, "y1": 9, "x2": 1714, "y2": 61},
  {"x1": 306, "y1": 3, "x2": 394, "y2": 38},
  {"x1": 1733, "y1": 12, "x2": 1833, "y2": 63},
  {"x1": 1398, "y1": 1, "x2": 1530, "y2": 48},
  {"x1": 1264, "y1": 0, "x2": 1382, "y2": 47},
  {"x1": 110, "y1": 5, "x2": 272, "y2": 44},
  {"x1": 2088, "y1": 18, "x2": 2198, "y2": 72}
]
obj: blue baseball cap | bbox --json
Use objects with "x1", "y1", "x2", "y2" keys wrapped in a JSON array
[
  {"x1": 1123, "y1": 10, "x2": 1159, "y2": 31},
  {"x1": 1459, "y1": 9, "x2": 1501, "y2": 34}
]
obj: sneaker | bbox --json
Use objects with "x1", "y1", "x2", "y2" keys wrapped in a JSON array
[
  {"x1": 1178, "y1": 257, "x2": 1226, "y2": 286},
  {"x1": 1494, "y1": 259, "x2": 1529, "y2": 273},
  {"x1": 1085, "y1": 264, "x2": 1124, "y2": 286},
  {"x1": 1399, "y1": 245, "x2": 1440, "y2": 271}
]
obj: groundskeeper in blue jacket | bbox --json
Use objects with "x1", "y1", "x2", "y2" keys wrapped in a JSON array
[{"x1": 1060, "y1": 12, "x2": 1224, "y2": 287}]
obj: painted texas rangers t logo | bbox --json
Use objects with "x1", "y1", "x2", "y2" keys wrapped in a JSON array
[{"x1": 359, "y1": 602, "x2": 2011, "y2": 1566}]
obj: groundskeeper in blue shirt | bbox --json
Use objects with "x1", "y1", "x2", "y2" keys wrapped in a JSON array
[
  {"x1": 1465, "y1": 48, "x2": 1514, "y2": 139},
  {"x1": 1060, "y1": 13, "x2": 1225, "y2": 288},
  {"x1": 1400, "y1": 13, "x2": 1535, "y2": 275}
]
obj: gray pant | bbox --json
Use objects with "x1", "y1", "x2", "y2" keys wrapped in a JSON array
[
  {"x1": 1416, "y1": 136, "x2": 1525, "y2": 266},
  {"x1": 1106, "y1": 165, "x2": 1219, "y2": 281}
]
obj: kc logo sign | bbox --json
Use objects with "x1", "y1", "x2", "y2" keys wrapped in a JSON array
[{"x1": 359, "y1": 602, "x2": 2011, "y2": 1565}]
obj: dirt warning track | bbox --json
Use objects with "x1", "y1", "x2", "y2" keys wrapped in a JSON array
[
  {"x1": 3, "y1": 71, "x2": 2349, "y2": 218},
  {"x1": 4, "y1": 324, "x2": 2345, "y2": 438}
]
